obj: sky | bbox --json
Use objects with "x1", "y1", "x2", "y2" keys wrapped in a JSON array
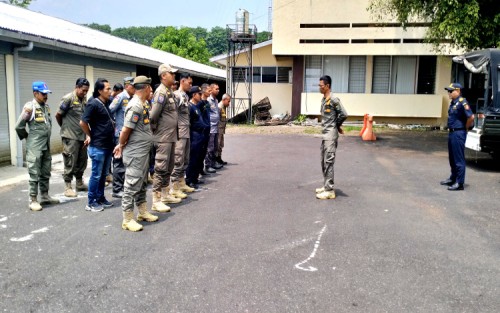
[{"x1": 28, "y1": 0, "x2": 271, "y2": 32}]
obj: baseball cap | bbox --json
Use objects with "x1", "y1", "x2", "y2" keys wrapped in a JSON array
[
  {"x1": 32, "y1": 81, "x2": 52, "y2": 94},
  {"x1": 158, "y1": 64, "x2": 178, "y2": 76},
  {"x1": 123, "y1": 76, "x2": 134, "y2": 85},
  {"x1": 444, "y1": 83, "x2": 463, "y2": 91},
  {"x1": 132, "y1": 76, "x2": 152, "y2": 86}
]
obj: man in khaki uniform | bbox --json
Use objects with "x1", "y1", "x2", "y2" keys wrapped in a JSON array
[
  {"x1": 55, "y1": 78, "x2": 90, "y2": 197},
  {"x1": 150, "y1": 64, "x2": 182, "y2": 212},
  {"x1": 171, "y1": 72, "x2": 195, "y2": 198},
  {"x1": 114, "y1": 76, "x2": 158, "y2": 232},
  {"x1": 316, "y1": 75, "x2": 348, "y2": 200},
  {"x1": 216, "y1": 94, "x2": 231, "y2": 166},
  {"x1": 15, "y1": 81, "x2": 60, "y2": 211}
]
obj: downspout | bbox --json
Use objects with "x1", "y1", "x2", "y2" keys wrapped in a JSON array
[{"x1": 14, "y1": 41, "x2": 33, "y2": 167}]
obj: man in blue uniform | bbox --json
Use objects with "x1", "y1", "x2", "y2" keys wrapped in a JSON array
[
  {"x1": 186, "y1": 86, "x2": 208, "y2": 188},
  {"x1": 109, "y1": 77, "x2": 135, "y2": 198},
  {"x1": 440, "y1": 83, "x2": 474, "y2": 191}
]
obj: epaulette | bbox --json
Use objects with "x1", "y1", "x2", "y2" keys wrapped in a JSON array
[{"x1": 459, "y1": 97, "x2": 464, "y2": 102}]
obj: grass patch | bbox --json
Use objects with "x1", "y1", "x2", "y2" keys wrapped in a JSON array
[
  {"x1": 304, "y1": 127, "x2": 322, "y2": 135},
  {"x1": 343, "y1": 125, "x2": 362, "y2": 132}
]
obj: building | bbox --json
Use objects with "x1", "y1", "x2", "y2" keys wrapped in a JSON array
[
  {"x1": 212, "y1": 0, "x2": 460, "y2": 127},
  {"x1": 0, "y1": 2, "x2": 225, "y2": 166}
]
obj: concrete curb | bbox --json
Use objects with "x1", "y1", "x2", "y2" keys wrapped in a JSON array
[{"x1": 0, "y1": 153, "x2": 64, "y2": 188}]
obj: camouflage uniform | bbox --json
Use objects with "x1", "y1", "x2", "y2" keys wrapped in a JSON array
[
  {"x1": 15, "y1": 99, "x2": 53, "y2": 197},
  {"x1": 320, "y1": 96, "x2": 348, "y2": 191},
  {"x1": 58, "y1": 91, "x2": 87, "y2": 183}
]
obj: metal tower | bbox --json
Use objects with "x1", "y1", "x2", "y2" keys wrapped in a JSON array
[{"x1": 226, "y1": 18, "x2": 257, "y2": 124}]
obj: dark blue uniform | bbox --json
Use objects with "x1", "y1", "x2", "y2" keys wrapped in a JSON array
[
  {"x1": 447, "y1": 96, "x2": 473, "y2": 185},
  {"x1": 186, "y1": 100, "x2": 210, "y2": 185},
  {"x1": 198, "y1": 99, "x2": 211, "y2": 173}
]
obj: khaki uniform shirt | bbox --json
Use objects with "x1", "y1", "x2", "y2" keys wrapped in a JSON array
[
  {"x1": 321, "y1": 95, "x2": 348, "y2": 141},
  {"x1": 123, "y1": 96, "x2": 152, "y2": 158},
  {"x1": 57, "y1": 91, "x2": 86, "y2": 141},
  {"x1": 218, "y1": 104, "x2": 227, "y2": 134},
  {"x1": 15, "y1": 99, "x2": 52, "y2": 151},
  {"x1": 150, "y1": 83, "x2": 178, "y2": 143},
  {"x1": 174, "y1": 90, "x2": 190, "y2": 139}
]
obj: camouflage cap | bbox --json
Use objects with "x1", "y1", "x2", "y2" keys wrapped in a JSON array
[{"x1": 158, "y1": 64, "x2": 178, "y2": 76}]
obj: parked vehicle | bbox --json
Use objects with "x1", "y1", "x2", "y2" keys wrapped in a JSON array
[{"x1": 453, "y1": 49, "x2": 500, "y2": 158}]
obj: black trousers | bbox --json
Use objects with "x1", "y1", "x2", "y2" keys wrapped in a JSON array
[{"x1": 112, "y1": 156, "x2": 125, "y2": 193}]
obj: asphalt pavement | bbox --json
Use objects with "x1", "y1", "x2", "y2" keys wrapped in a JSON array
[{"x1": 0, "y1": 131, "x2": 499, "y2": 312}]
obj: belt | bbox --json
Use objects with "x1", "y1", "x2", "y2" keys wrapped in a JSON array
[{"x1": 449, "y1": 128, "x2": 465, "y2": 132}]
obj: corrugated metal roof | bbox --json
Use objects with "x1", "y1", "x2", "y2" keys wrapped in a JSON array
[
  {"x1": 210, "y1": 39, "x2": 272, "y2": 65},
  {"x1": 0, "y1": 2, "x2": 225, "y2": 79}
]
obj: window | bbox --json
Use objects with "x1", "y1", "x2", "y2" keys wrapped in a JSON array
[
  {"x1": 262, "y1": 67, "x2": 277, "y2": 83},
  {"x1": 372, "y1": 56, "x2": 391, "y2": 93},
  {"x1": 349, "y1": 56, "x2": 366, "y2": 93},
  {"x1": 278, "y1": 67, "x2": 292, "y2": 83},
  {"x1": 253, "y1": 67, "x2": 261, "y2": 83},
  {"x1": 305, "y1": 56, "x2": 322, "y2": 92},
  {"x1": 232, "y1": 67, "x2": 248, "y2": 83},
  {"x1": 323, "y1": 56, "x2": 349, "y2": 92},
  {"x1": 305, "y1": 55, "x2": 367, "y2": 93},
  {"x1": 372, "y1": 56, "x2": 436, "y2": 94}
]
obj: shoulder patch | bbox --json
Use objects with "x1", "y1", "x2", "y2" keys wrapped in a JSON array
[
  {"x1": 157, "y1": 94, "x2": 165, "y2": 104},
  {"x1": 459, "y1": 97, "x2": 464, "y2": 102},
  {"x1": 131, "y1": 113, "x2": 140, "y2": 123}
]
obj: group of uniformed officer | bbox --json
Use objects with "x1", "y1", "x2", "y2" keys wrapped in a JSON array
[{"x1": 14, "y1": 63, "x2": 231, "y2": 232}]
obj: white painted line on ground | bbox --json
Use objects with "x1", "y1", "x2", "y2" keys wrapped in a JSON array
[
  {"x1": 295, "y1": 224, "x2": 327, "y2": 272},
  {"x1": 31, "y1": 227, "x2": 50, "y2": 234},
  {"x1": 0, "y1": 217, "x2": 7, "y2": 222},
  {"x1": 10, "y1": 234, "x2": 34, "y2": 242}
]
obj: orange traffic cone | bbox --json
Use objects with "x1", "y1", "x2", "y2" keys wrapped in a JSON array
[
  {"x1": 359, "y1": 113, "x2": 368, "y2": 136},
  {"x1": 361, "y1": 115, "x2": 376, "y2": 141}
]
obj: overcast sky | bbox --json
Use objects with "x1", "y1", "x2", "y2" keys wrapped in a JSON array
[{"x1": 28, "y1": 0, "x2": 271, "y2": 32}]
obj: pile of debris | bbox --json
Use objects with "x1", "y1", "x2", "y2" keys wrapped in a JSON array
[{"x1": 228, "y1": 97, "x2": 291, "y2": 126}]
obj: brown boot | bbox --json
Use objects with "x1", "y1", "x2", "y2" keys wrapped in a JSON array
[
  {"x1": 137, "y1": 202, "x2": 159, "y2": 222},
  {"x1": 179, "y1": 177, "x2": 195, "y2": 193},
  {"x1": 161, "y1": 187, "x2": 182, "y2": 204},
  {"x1": 122, "y1": 211, "x2": 143, "y2": 232},
  {"x1": 170, "y1": 182, "x2": 188, "y2": 199},
  {"x1": 40, "y1": 193, "x2": 60, "y2": 205},
  {"x1": 76, "y1": 178, "x2": 88, "y2": 191},
  {"x1": 64, "y1": 182, "x2": 77, "y2": 197},
  {"x1": 151, "y1": 191, "x2": 171, "y2": 213},
  {"x1": 29, "y1": 196, "x2": 42, "y2": 211}
]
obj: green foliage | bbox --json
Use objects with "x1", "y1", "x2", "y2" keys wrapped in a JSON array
[
  {"x1": 295, "y1": 114, "x2": 307, "y2": 123},
  {"x1": 342, "y1": 126, "x2": 362, "y2": 132},
  {"x1": 9, "y1": 0, "x2": 31, "y2": 7},
  {"x1": 83, "y1": 23, "x2": 112, "y2": 34},
  {"x1": 206, "y1": 26, "x2": 228, "y2": 56},
  {"x1": 368, "y1": 0, "x2": 500, "y2": 50},
  {"x1": 152, "y1": 26, "x2": 211, "y2": 65},
  {"x1": 112, "y1": 26, "x2": 166, "y2": 46},
  {"x1": 256, "y1": 31, "x2": 272, "y2": 43}
]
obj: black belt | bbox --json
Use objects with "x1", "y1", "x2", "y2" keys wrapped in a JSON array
[{"x1": 449, "y1": 128, "x2": 465, "y2": 132}]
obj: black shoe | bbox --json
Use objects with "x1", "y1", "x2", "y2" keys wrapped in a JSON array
[
  {"x1": 200, "y1": 169, "x2": 208, "y2": 176},
  {"x1": 196, "y1": 179, "x2": 205, "y2": 184},
  {"x1": 448, "y1": 183, "x2": 464, "y2": 191},
  {"x1": 186, "y1": 182, "x2": 199, "y2": 189},
  {"x1": 220, "y1": 159, "x2": 228, "y2": 165},
  {"x1": 205, "y1": 167, "x2": 216, "y2": 173},
  {"x1": 213, "y1": 163, "x2": 223, "y2": 169},
  {"x1": 440, "y1": 179, "x2": 454, "y2": 186}
]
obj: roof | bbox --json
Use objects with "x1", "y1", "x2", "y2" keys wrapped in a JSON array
[
  {"x1": 0, "y1": 2, "x2": 225, "y2": 80},
  {"x1": 210, "y1": 39, "x2": 273, "y2": 65}
]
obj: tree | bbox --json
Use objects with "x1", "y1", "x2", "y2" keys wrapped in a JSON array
[
  {"x1": 206, "y1": 26, "x2": 228, "y2": 56},
  {"x1": 112, "y1": 26, "x2": 166, "y2": 46},
  {"x1": 257, "y1": 31, "x2": 272, "y2": 43},
  {"x1": 152, "y1": 26, "x2": 211, "y2": 65},
  {"x1": 368, "y1": 0, "x2": 499, "y2": 51},
  {"x1": 9, "y1": 0, "x2": 31, "y2": 7},
  {"x1": 83, "y1": 23, "x2": 112, "y2": 34}
]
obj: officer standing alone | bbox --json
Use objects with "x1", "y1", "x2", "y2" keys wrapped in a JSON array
[
  {"x1": 114, "y1": 76, "x2": 158, "y2": 232},
  {"x1": 316, "y1": 75, "x2": 348, "y2": 200},
  {"x1": 440, "y1": 83, "x2": 474, "y2": 191},
  {"x1": 15, "y1": 81, "x2": 60, "y2": 211}
]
